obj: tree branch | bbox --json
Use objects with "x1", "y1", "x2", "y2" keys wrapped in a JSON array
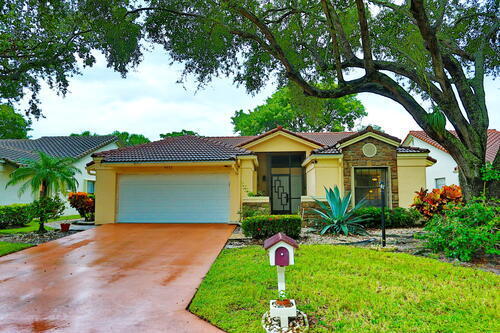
[
  {"x1": 355, "y1": 0, "x2": 375, "y2": 73},
  {"x1": 320, "y1": 0, "x2": 344, "y2": 81}
]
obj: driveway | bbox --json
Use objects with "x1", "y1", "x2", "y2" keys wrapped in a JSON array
[{"x1": 0, "y1": 223, "x2": 235, "y2": 333}]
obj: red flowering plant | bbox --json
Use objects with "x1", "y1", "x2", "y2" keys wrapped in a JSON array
[
  {"x1": 412, "y1": 185, "x2": 463, "y2": 219},
  {"x1": 68, "y1": 192, "x2": 95, "y2": 221}
]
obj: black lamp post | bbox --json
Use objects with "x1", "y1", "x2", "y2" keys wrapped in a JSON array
[{"x1": 380, "y1": 181, "x2": 386, "y2": 247}]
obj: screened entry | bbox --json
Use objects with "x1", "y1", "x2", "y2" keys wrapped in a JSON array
[
  {"x1": 354, "y1": 168, "x2": 388, "y2": 207},
  {"x1": 269, "y1": 153, "x2": 305, "y2": 214}
]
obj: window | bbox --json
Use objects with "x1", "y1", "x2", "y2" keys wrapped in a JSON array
[
  {"x1": 435, "y1": 177, "x2": 446, "y2": 189},
  {"x1": 86, "y1": 180, "x2": 95, "y2": 194},
  {"x1": 354, "y1": 168, "x2": 388, "y2": 207}
]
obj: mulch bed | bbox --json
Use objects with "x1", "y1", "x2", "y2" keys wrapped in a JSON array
[
  {"x1": 227, "y1": 227, "x2": 499, "y2": 274},
  {"x1": 0, "y1": 230, "x2": 80, "y2": 245}
]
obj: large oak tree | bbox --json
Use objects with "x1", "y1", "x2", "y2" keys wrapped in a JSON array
[
  {"x1": 0, "y1": 0, "x2": 141, "y2": 117},
  {"x1": 111, "y1": 0, "x2": 498, "y2": 199}
]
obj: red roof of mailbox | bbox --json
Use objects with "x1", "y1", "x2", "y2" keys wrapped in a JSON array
[{"x1": 263, "y1": 233, "x2": 299, "y2": 250}]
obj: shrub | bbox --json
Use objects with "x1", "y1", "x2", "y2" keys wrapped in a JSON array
[
  {"x1": 422, "y1": 200, "x2": 499, "y2": 261},
  {"x1": 32, "y1": 196, "x2": 65, "y2": 232},
  {"x1": 390, "y1": 208, "x2": 422, "y2": 228},
  {"x1": 0, "y1": 204, "x2": 33, "y2": 229},
  {"x1": 241, "y1": 215, "x2": 302, "y2": 239},
  {"x1": 238, "y1": 205, "x2": 271, "y2": 220},
  {"x1": 353, "y1": 206, "x2": 389, "y2": 228},
  {"x1": 412, "y1": 185, "x2": 463, "y2": 219},
  {"x1": 352, "y1": 207, "x2": 421, "y2": 228},
  {"x1": 68, "y1": 192, "x2": 95, "y2": 221}
]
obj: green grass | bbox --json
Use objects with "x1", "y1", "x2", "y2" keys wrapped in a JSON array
[
  {"x1": 0, "y1": 241, "x2": 33, "y2": 256},
  {"x1": 0, "y1": 214, "x2": 80, "y2": 234},
  {"x1": 189, "y1": 245, "x2": 500, "y2": 333}
]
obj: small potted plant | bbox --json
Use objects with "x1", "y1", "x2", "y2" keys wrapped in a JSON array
[
  {"x1": 274, "y1": 291, "x2": 293, "y2": 308},
  {"x1": 60, "y1": 221, "x2": 71, "y2": 232}
]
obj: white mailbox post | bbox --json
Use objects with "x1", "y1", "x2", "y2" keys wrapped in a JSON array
[{"x1": 263, "y1": 233, "x2": 299, "y2": 330}]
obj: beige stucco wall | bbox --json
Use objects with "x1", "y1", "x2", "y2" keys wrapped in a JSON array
[
  {"x1": 244, "y1": 133, "x2": 318, "y2": 156},
  {"x1": 397, "y1": 155, "x2": 429, "y2": 207},
  {"x1": 92, "y1": 162, "x2": 242, "y2": 224},
  {"x1": 304, "y1": 157, "x2": 343, "y2": 197}
]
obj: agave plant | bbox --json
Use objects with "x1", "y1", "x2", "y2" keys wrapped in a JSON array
[{"x1": 311, "y1": 186, "x2": 368, "y2": 236}]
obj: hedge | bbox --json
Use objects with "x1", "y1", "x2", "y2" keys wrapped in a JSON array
[
  {"x1": 0, "y1": 204, "x2": 33, "y2": 229},
  {"x1": 241, "y1": 215, "x2": 302, "y2": 239},
  {"x1": 352, "y1": 207, "x2": 422, "y2": 228}
]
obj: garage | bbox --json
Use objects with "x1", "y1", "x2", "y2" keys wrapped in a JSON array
[{"x1": 117, "y1": 173, "x2": 230, "y2": 223}]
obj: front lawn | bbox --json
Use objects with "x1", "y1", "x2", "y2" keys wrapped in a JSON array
[
  {"x1": 190, "y1": 245, "x2": 499, "y2": 332},
  {"x1": 0, "y1": 214, "x2": 80, "y2": 235},
  {"x1": 0, "y1": 241, "x2": 33, "y2": 256}
]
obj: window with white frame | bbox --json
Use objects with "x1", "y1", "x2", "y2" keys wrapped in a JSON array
[
  {"x1": 435, "y1": 177, "x2": 446, "y2": 189},
  {"x1": 86, "y1": 180, "x2": 96, "y2": 194}
]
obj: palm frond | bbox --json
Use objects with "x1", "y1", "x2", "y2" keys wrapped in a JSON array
[{"x1": 6, "y1": 152, "x2": 79, "y2": 197}]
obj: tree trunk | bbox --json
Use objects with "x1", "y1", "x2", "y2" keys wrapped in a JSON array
[
  {"x1": 458, "y1": 169, "x2": 485, "y2": 201},
  {"x1": 37, "y1": 220, "x2": 47, "y2": 233},
  {"x1": 38, "y1": 181, "x2": 48, "y2": 233},
  {"x1": 40, "y1": 181, "x2": 47, "y2": 198}
]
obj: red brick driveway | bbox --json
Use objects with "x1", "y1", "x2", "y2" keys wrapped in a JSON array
[{"x1": 0, "y1": 224, "x2": 234, "y2": 332}]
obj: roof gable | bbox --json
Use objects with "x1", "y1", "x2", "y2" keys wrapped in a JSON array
[
  {"x1": 263, "y1": 232, "x2": 299, "y2": 249},
  {"x1": 238, "y1": 126, "x2": 323, "y2": 150},
  {"x1": 337, "y1": 126, "x2": 401, "y2": 148}
]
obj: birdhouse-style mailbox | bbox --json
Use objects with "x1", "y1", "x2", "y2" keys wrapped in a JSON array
[
  {"x1": 264, "y1": 232, "x2": 299, "y2": 266},
  {"x1": 263, "y1": 233, "x2": 300, "y2": 330}
]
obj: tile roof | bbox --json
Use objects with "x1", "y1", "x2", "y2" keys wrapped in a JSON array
[
  {"x1": 0, "y1": 145, "x2": 38, "y2": 164},
  {"x1": 396, "y1": 146, "x2": 430, "y2": 153},
  {"x1": 94, "y1": 127, "x2": 433, "y2": 164},
  {"x1": 336, "y1": 126, "x2": 401, "y2": 145},
  {"x1": 405, "y1": 130, "x2": 499, "y2": 162},
  {"x1": 0, "y1": 136, "x2": 119, "y2": 165},
  {"x1": 93, "y1": 135, "x2": 253, "y2": 163},
  {"x1": 210, "y1": 131, "x2": 356, "y2": 147},
  {"x1": 235, "y1": 126, "x2": 325, "y2": 147}
]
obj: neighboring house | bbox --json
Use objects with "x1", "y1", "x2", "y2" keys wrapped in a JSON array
[
  {"x1": 88, "y1": 126, "x2": 435, "y2": 225},
  {"x1": 403, "y1": 129, "x2": 499, "y2": 190},
  {"x1": 0, "y1": 136, "x2": 121, "y2": 214}
]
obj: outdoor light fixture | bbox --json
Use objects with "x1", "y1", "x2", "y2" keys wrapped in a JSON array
[{"x1": 380, "y1": 181, "x2": 386, "y2": 247}]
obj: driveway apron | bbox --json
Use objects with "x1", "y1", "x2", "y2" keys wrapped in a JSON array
[{"x1": 0, "y1": 223, "x2": 235, "y2": 332}]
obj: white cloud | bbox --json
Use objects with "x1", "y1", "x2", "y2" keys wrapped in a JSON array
[{"x1": 26, "y1": 48, "x2": 500, "y2": 141}]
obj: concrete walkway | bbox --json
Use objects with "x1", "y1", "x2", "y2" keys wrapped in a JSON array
[{"x1": 0, "y1": 223, "x2": 235, "y2": 332}]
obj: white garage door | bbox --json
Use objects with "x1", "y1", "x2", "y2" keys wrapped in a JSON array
[{"x1": 117, "y1": 174, "x2": 230, "y2": 223}]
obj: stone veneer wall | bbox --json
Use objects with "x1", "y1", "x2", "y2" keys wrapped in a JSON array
[
  {"x1": 241, "y1": 199, "x2": 271, "y2": 220},
  {"x1": 299, "y1": 200, "x2": 325, "y2": 226},
  {"x1": 342, "y1": 137, "x2": 399, "y2": 208}
]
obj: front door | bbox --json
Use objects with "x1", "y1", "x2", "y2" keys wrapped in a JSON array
[{"x1": 270, "y1": 154, "x2": 304, "y2": 214}]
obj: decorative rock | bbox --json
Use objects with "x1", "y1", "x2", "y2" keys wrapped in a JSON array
[{"x1": 262, "y1": 310, "x2": 309, "y2": 333}]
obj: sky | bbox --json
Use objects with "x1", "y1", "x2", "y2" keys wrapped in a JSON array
[{"x1": 26, "y1": 47, "x2": 500, "y2": 141}]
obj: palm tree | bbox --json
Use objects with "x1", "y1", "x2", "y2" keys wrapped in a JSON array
[{"x1": 6, "y1": 152, "x2": 80, "y2": 232}]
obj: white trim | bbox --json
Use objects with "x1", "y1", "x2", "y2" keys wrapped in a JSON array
[
  {"x1": 301, "y1": 154, "x2": 343, "y2": 167},
  {"x1": 241, "y1": 131, "x2": 322, "y2": 150},
  {"x1": 339, "y1": 132, "x2": 400, "y2": 148}
]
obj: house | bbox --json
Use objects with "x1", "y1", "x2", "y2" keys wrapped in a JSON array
[
  {"x1": 403, "y1": 130, "x2": 499, "y2": 189},
  {"x1": 88, "y1": 126, "x2": 435, "y2": 225},
  {"x1": 0, "y1": 136, "x2": 121, "y2": 214}
]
